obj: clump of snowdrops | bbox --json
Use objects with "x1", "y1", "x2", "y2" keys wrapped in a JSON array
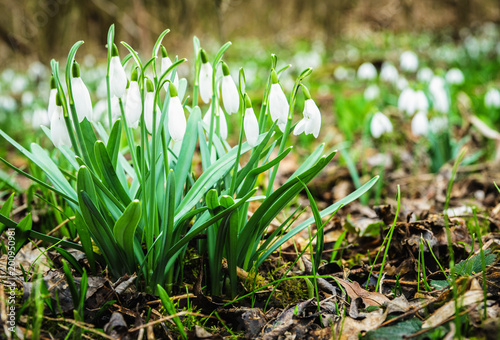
[{"x1": 0, "y1": 25, "x2": 377, "y2": 296}]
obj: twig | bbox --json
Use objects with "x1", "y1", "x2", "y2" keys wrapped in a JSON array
[
  {"x1": 44, "y1": 316, "x2": 114, "y2": 339},
  {"x1": 128, "y1": 312, "x2": 211, "y2": 333}
]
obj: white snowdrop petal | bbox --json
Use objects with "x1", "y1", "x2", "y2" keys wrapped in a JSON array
[
  {"x1": 199, "y1": 62, "x2": 213, "y2": 103},
  {"x1": 110, "y1": 56, "x2": 127, "y2": 98}
]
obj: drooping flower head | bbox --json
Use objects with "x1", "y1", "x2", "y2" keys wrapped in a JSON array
[
  {"x1": 243, "y1": 93, "x2": 259, "y2": 147},
  {"x1": 220, "y1": 61, "x2": 239, "y2": 115},
  {"x1": 161, "y1": 45, "x2": 179, "y2": 89},
  {"x1": 203, "y1": 105, "x2": 228, "y2": 140},
  {"x1": 411, "y1": 111, "x2": 429, "y2": 136},
  {"x1": 269, "y1": 69, "x2": 289, "y2": 132},
  {"x1": 168, "y1": 82, "x2": 187, "y2": 142},
  {"x1": 109, "y1": 44, "x2": 128, "y2": 98},
  {"x1": 417, "y1": 67, "x2": 434, "y2": 83},
  {"x1": 370, "y1": 112, "x2": 393, "y2": 139},
  {"x1": 485, "y1": 88, "x2": 500, "y2": 109},
  {"x1": 429, "y1": 76, "x2": 449, "y2": 113},
  {"x1": 71, "y1": 61, "x2": 93, "y2": 122},
  {"x1": 144, "y1": 78, "x2": 160, "y2": 134},
  {"x1": 199, "y1": 49, "x2": 213, "y2": 103},
  {"x1": 293, "y1": 85, "x2": 321, "y2": 138},
  {"x1": 445, "y1": 68, "x2": 464, "y2": 85},
  {"x1": 48, "y1": 76, "x2": 57, "y2": 121},
  {"x1": 125, "y1": 67, "x2": 142, "y2": 128},
  {"x1": 397, "y1": 88, "x2": 428, "y2": 116},
  {"x1": 50, "y1": 92, "x2": 71, "y2": 148},
  {"x1": 380, "y1": 62, "x2": 399, "y2": 84},
  {"x1": 357, "y1": 62, "x2": 377, "y2": 80},
  {"x1": 400, "y1": 51, "x2": 419, "y2": 72},
  {"x1": 364, "y1": 84, "x2": 380, "y2": 101}
]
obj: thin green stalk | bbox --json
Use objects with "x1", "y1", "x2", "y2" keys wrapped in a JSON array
[
  {"x1": 473, "y1": 207, "x2": 488, "y2": 320},
  {"x1": 366, "y1": 185, "x2": 400, "y2": 292},
  {"x1": 443, "y1": 148, "x2": 466, "y2": 340}
]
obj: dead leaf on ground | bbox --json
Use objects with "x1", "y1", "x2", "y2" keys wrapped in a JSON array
[
  {"x1": 340, "y1": 309, "x2": 387, "y2": 340},
  {"x1": 334, "y1": 278, "x2": 389, "y2": 307}
]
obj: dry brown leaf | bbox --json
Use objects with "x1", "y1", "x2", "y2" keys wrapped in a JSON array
[
  {"x1": 334, "y1": 278, "x2": 390, "y2": 306},
  {"x1": 422, "y1": 288, "x2": 484, "y2": 328},
  {"x1": 340, "y1": 309, "x2": 387, "y2": 340}
]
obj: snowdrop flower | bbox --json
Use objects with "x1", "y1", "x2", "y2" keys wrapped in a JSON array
[
  {"x1": 400, "y1": 51, "x2": 419, "y2": 72},
  {"x1": 21, "y1": 91, "x2": 34, "y2": 107},
  {"x1": 110, "y1": 96, "x2": 121, "y2": 124},
  {"x1": 167, "y1": 82, "x2": 187, "y2": 142},
  {"x1": 50, "y1": 94, "x2": 71, "y2": 148},
  {"x1": 0, "y1": 95, "x2": 16, "y2": 112},
  {"x1": 380, "y1": 62, "x2": 399, "y2": 84},
  {"x1": 203, "y1": 105, "x2": 228, "y2": 140},
  {"x1": 334, "y1": 66, "x2": 349, "y2": 81},
  {"x1": 31, "y1": 108, "x2": 50, "y2": 129},
  {"x1": 429, "y1": 76, "x2": 449, "y2": 113},
  {"x1": 484, "y1": 88, "x2": 500, "y2": 109},
  {"x1": 109, "y1": 44, "x2": 127, "y2": 98},
  {"x1": 398, "y1": 88, "x2": 428, "y2": 116},
  {"x1": 71, "y1": 62, "x2": 93, "y2": 122},
  {"x1": 48, "y1": 76, "x2": 57, "y2": 121},
  {"x1": 220, "y1": 61, "x2": 239, "y2": 115},
  {"x1": 357, "y1": 62, "x2": 377, "y2": 80},
  {"x1": 370, "y1": 112, "x2": 393, "y2": 139},
  {"x1": 364, "y1": 84, "x2": 380, "y2": 101},
  {"x1": 243, "y1": 94, "x2": 259, "y2": 147},
  {"x1": 417, "y1": 67, "x2": 434, "y2": 83},
  {"x1": 124, "y1": 67, "x2": 142, "y2": 128},
  {"x1": 429, "y1": 116, "x2": 448, "y2": 134},
  {"x1": 411, "y1": 111, "x2": 429, "y2": 136},
  {"x1": 199, "y1": 49, "x2": 213, "y2": 103},
  {"x1": 396, "y1": 76, "x2": 409, "y2": 91},
  {"x1": 293, "y1": 85, "x2": 321, "y2": 138},
  {"x1": 144, "y1": 79, "x2": 160, "y2": 134},
  {"x1": 160, "y1": 45, "x2": 179, "y2": 89},
  {"x1": 269, "y1": 69, "x2": 289, "y2": 132},
  {"x1": 445, "y1": 68, "x2": 464, "y2": 85},
  {"x1": 11, "y1": 76, "x2": 28, "y2": 95}
]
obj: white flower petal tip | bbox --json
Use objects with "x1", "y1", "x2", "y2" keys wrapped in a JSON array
[
  {"x1": 199, "y1": 62, "x2": 213, "y2": 104},
  {"x1": 294, "y1": 99, "x2": 321, "y2": 138},
  {"x1": 168, "y1": 96, "x2": 186, "y2": 142},
  {"x1": 50, "y1": 107, "x2": 71, "y2": 148},
  {"x1": 400, "y1": 51, "x2": 419, "y2": 72},
  {"x1": 244, "y1": 108, "x2": 259, "y2": 147},
  {"x1": 125, "y1": 81, "x2": 142, "y2": 129},
  {"x1": 269, "y1": 83, "x2": 289, "y2": 131},
  {"x1": 370, "y1": 112, "x2": 393, "y2": 139},
  {"x1": 357, "y1": 62, "x2": 377, "y2": 80},
  {"x1": 411, "y1": 111, "x2": 429, "y2": 136},
  {"x1": 110, "y1": 56, "x2": 128, "y2": 98},
  {"x1": 71, "y1": 77, "x2": 93, "y2": 122},
  {"x1": 221, "y1": 75, "x2": 239, "y2": 114}
]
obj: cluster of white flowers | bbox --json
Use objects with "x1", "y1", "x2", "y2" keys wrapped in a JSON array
[{"x1": 47, "y1": 42, "x2": 322, "y2": 150}]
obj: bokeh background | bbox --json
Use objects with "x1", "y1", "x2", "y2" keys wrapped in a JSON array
[{"x1": 2, "y1": 0, "x2": 500, "y2": 65}]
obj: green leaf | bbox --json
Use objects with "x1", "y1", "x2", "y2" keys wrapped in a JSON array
[
  {"x1": 54, "y1": 246, "x2": 84, "y2": 275},
  {"x1": 62, "y1": 260, "x2": 80, "y2": 310},
  {"x1": 94, "y1": 141, "x2": 131, "y2": 206},
  {"x1": 113, "y1": 200, "x2": 141, "y2": 257},
  {"x1": 364, "y1": 319, "x2": 422, "y2": 340},
  {"x1": 206, "y1": 189, "x2": 221, "y2": 214},
  {"x1": 0, "y1": 193, "x2": 14, "y2": 234},
  {"x1": 175, "y1": 140, "x2": 255, "y2": 219},
  {"x1": 255, "y1": 176, "x2": 379, "y2": 268},
  {"x1": 157, "y1": 285, "x2": 187, "y2": 339},
  {"x1": 14, "y1": 214, "x2": 32, "y2": 254},
  {"x1": 107, "y1": 119, "x2": 122, "y2": 168},
  {"x1": 174, "y1": 106, "x2": 201, "y2": 206}
]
